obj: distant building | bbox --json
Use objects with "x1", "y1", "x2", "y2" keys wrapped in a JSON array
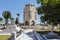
[{"x1": 24, "y1": 3, "x2": 37, "y2": 25}]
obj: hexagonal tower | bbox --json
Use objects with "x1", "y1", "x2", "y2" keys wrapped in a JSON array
[{"x1": 24, "y1": 3, "x2": 36, "y2": 25}]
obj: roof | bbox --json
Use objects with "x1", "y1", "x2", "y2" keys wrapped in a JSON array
[{"x1": 25, "y1": 3, "x2": 34, "y2": 6}]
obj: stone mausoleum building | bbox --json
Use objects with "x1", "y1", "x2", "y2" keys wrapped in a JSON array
[{"x1": 24, "y1": 3, "x2": 37, "y2": 25}]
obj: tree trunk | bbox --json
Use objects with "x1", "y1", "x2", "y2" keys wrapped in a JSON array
[
  {"x1": 5, "y1": 19, "x2": 8, "y2": 27},
  {"x1": 59, "y1": 24, "x2": 60, "y2": 29},
  {"x1": 51, "y1": 26, "x2": 54, "y2": 33}
]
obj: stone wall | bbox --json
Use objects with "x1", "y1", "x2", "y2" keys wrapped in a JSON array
[{"x1": 20, "y1": 25, "x2": 58, "y2": 31}]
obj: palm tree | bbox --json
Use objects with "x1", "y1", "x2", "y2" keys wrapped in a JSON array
[
  {"x1": 0, "y1": 17, "x2": 3, "y2": 25},
  {"x1": 10, "y1": 17, "x2": 14, "y2": 21},
  {"x1": 2, "y1": 11, "x2": 11, "y2": 26},
  {"x1": 0, "y1": 17, "x2": 3, "y2": 22}
]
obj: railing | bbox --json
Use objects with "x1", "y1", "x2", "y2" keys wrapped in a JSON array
[{"x1": 7, "y1": 30, "x2": 23, "y2": 40}]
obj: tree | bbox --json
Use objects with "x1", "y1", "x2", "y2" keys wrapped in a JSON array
[
  {"x1": 0, "y1": 17, "x2": 3, "y2": 24},
  {"x1": 37, "y1": 0, "x2": 60, "y2": 25},
  {"x1": 25, "y1": 21, "x2": 29, "y2": 25},
  {"x1": 37, "y1": 0, "x2": 60, "y2": 33},
  {"x1": 0, "y1": 17, "x2": 3, "y2": 22},
  {"x1": 2, "y1": 11, "x2": 11, "y2": 26}
]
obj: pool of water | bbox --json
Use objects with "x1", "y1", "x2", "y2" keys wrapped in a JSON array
[
  {"x1": 38, "y1": 31, "x2": 60, "y2": 40},
  {"x1": 37, "y1": 31, "x2": 60, "y2": 36}
]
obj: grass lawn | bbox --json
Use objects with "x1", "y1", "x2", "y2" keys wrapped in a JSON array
[
  {"x1": 0, "y1": 35, "x2": 10, "y2": 40},
  {"x1": 36, "y1": 29, "x2": 60, "y2": 32},
  {"x1": 36, "y1": 30, "x2": 60, "y2": 36}
]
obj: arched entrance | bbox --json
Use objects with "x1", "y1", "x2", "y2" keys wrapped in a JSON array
[
  {"x1": 25, "y1": 21, "x2": 29, "y2": 25},
  {"x1": 31, "y1": 21, "x2": 35, "y2": 25}
]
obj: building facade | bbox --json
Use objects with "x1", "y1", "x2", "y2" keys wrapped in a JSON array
[{"x1": 24, "y1": 3, "x2": 37, "y2": 25}]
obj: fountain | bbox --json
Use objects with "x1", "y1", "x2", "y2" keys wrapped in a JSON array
[
  {"x1": 47, "y1": 26, "x2": 57, "y2": 37},
  {"x1": 41, "y1": 25, "x2": 60, "y2": 40}
]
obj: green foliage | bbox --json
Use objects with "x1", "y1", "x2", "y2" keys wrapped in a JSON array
[
  {"x1": 19, "y1": 23, "x2": 21, "y2": 26},
  {"x1": 2, "y1": 11, "x2": 11, "y2": 25},
  {"x1": 36, "y1": 6, "x2": 44, "y2": 14},
  {"x1": 37, "y1": 0, "x2": 60, "y2": 7},
  {"x1": 0, "y1": 17, "x2": 3, "y2": 25},
  {"x1": 10, "y1": 17, "x2": 14, "y2": 20},
  {"x1": 0, "y1": 17, "x2": 3, "y2": 22},
  {"x1": 37, "y1": 0, "x2": 60, "y2": 26},
  {"x1": 2, "y1": 11, "x2": 11, "y2": 19}
]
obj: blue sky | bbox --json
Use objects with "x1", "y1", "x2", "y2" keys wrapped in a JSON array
[{"x1": 0, "y1": 0, "x2": 41, "y2": 24}]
